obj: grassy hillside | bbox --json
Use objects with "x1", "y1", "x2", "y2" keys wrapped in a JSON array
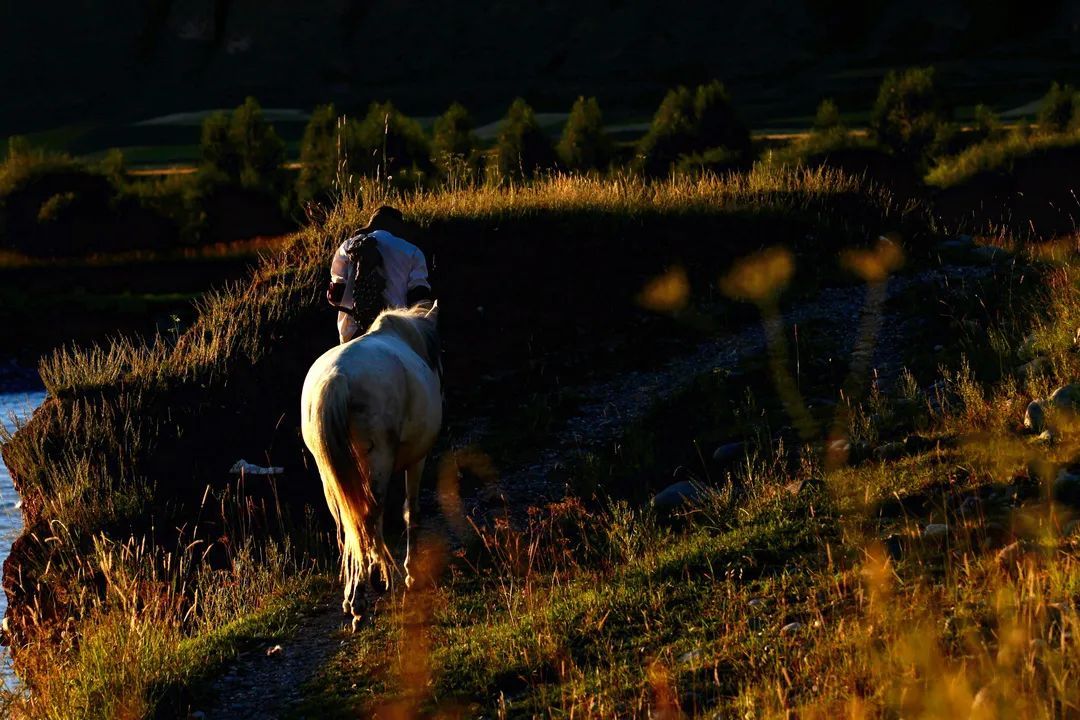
[{"x1": 0, "y1": 167, "x2": 933, "y2": 716}]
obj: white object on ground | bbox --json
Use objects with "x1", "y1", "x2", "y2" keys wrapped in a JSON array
[{"x1": 230, "y1": 459, "x2": 285, "y2": 475}]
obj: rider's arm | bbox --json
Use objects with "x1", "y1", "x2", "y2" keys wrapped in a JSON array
[
  {"x1": 327, "y1": 241, "x2": 352, "y2": 305},
  {"x1": 405, "y1": 247, "x2": 432, "y2": 306}
]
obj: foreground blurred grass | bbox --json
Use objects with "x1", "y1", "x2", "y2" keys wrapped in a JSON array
[
  {"x1": 296, "y1": 241, "x2": 1080, "y2": 717},
  {"x1": 0, "y1": 166, "x2": 1030, "y2": 718}
]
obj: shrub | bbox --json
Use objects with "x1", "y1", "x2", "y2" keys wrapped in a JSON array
[
  {"x1": 813, "y1": 99, "x2": 843, "y2": 132},
  {"x1": 971, "y1": 104, "x2": 1002, "y2": 143},
  {"x1": 199, "y1": 111, "x2": 241, "y2": 180},
  {"x1": 228, "y1": 97, "x2": 287, "y2": 192},
  {"x1": 493, "y1": 98, "x2": 556, "y2": 182},
  {"x1": 693, "y1": 80, "x2": 751, "y2": 159},
  {"x1": 199, "y1": 97, "x2": 286, "y2": 194},
  {"x1": 870, "y1": 66, "x2": 946, "y2": 163},
  {"x1": 340, "y1": 101, "x2": 431, "y2": 185},
  {"x1": 636, "y1": 81, "x2": 750, "y2": 176},
  {"x1": 296, "y1": 103, "x2": 341, "y2": 204},
  {"x1": 675, "y1": 147, "x2": 742, "y2": 177},
  {"x1": 431, "y1": 102, "x2": 479, "y2": 182},
  {"x1": 1037, "y1": 82, "x2": 1076, "y2": 134},
  {"x1": 557, "y1": 96, "x2": 612, "y2": 173},
  {"x1": 635, "y1": 86, "x2": 698, "y2": 176}
]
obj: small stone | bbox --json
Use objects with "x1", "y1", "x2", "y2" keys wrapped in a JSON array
[
  {"x1": 873, "y1": 441, "x2": 905, "y2": 462},
  {"x1": 780, "y1": 622, "x2": 803, "y2": 636},
  {"x1": 748, "y1": 598, "x2": 765, "y2": 608},
  {"x1": 959, "y1": 496, "x2": 981, "y2": 516},
  {"x1": 923, "y1": 523, "x2": 949, "y2": 539},
  {"x1": 903, "y1": 434, "x2": 935, "y2": 454},
  {"x1": 1017, "y1": 358, "x2": 1049, "y2": 380},
  {"x1": 651, "y1": 481, "x2": 705, "y2": 514},
  {"x1": 1050, "y1": 383, "x2": 1080, "y2": 413},
  {"x1": 712, "y1": 442, "x2": 746, "y2": 467},
  {"x1": 266, "y1": 644, "x2": 284, "y2": 657},
  {"x1": 1024, "y1": 400, "x2": 1047, "y2": 433}
]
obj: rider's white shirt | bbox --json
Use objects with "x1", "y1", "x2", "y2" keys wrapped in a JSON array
[{"x1": 331, "y1": 230, "x2": 430, "y2": 342}]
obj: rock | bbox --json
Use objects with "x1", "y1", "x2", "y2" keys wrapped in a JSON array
[
  {"x1": 712, "y1": 441, "x2": 746, "y2": 467},
  {"x1": 1024, "y1": 400, "x2": 1047, "y2": 433},
  {"x1": 1017, "y1": 358, "x2": 1049, "y2": 379},
  {"x1": 230, "y1": 459, "x2": 285, "y2": 476},
  {"x1": 651, "y1": 481, "x2": 705, "y2": 514},
  {"x1": 1050, "y1": 384, "x2": 1080, "y2": 413},
  {"x1": 780, "y1": 622, "x2": 803, "y2": 636},
  {"x1": 748, "y1": 598, "x2": 765, "y2": 608},
  {"x1": 266, "y1": 644, "x2": 283, "y2": 657},
  {"x1": 873, "y1": 441, "x2": 905, "y2": 462},
  {"x1": 971, "y1": 245, "x2": 1008, "y2": 265},
  {"x1": 903, "y1": 434, "x2": 935, "y2": 454},
  {"x1": 1053, "y1": 469, "x2": 1080, "y2": 506},
  {"x1": 923, "y1": 523, "x2": 949, "y2": 539},
  {"x1": 938, "y1": 236, "x2": 975, "y2": 261}
]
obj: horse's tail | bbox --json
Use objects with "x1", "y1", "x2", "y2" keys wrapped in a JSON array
[{"x1": 302, "y1": 371, "x2": 377, "y2": 611}]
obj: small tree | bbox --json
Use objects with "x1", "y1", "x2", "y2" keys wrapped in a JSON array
[
  {"x1": 693, "y1": 80, "x2": 751, "y2": 159},
  {"x1": 341, "y1": 101, "x2": 431, "y2": 182},
  {"x1": 431, "y1": 102, "x2": 478, "y2": 179},
  {"x1": 635, "y1": 86, "x2": 697, "y2": 176},
  {"x1": 199, "y1": 97, "x2": 285, "y2": 192},
  {"x1": 229, "y1": 97, "x2": 286, "y2": 191},
  {"x1": 557, "y1": 96, "x2": 612, "y2": 173},
  {"x1": 813, "y1": 99, "x2": 843, "y2": 132},
  {"x1": 1037, "y1": 82, "x2": 1076, "y2": 134},
  {"x1": 199, "y1": 110, "x2": 241, "y2": 180},
  {"x1": 870, "y1": 67, "x2": 945, "y2": 162},
  {"x1": 297, "y1": 103, "x2": 340, "y2": 203},
  {"x1": 970, "y1": 104, "x2": 1001, "y2": 143},
  {"x1": 494, "y1": 98, "x2": 556, "y2": 182}
]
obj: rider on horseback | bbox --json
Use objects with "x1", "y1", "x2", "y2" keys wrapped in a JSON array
[{"x1": 327, "y1": 206, "x2": 432, "y2": 343}]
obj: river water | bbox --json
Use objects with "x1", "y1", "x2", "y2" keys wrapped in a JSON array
[{"x1": 0, "y1": 388, "x2": 47, "y2": 690}]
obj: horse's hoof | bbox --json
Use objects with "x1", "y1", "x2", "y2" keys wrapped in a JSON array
[
  {"x1": 342, "y1": 599, "x2": 353, "y2": 615},
  {"x1": 350, "y1": 614, "x2": 364, "y2": 633}
]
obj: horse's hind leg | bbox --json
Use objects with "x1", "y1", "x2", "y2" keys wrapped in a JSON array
[{"x1": 403, "y1": 458, "x2": 426, "y2": 589}]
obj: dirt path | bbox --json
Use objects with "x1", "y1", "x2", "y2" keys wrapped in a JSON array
[{"x1": 201, "y1": 257, "x2": 994, "y2": 719}]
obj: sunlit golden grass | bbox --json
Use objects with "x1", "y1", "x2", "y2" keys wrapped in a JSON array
[
  {"x1": 927, "y1": 129, "x2": 1080, "y2": 189},
  {"x1": 8, "y1": 167, "x2": 1076, "y2": 718}
]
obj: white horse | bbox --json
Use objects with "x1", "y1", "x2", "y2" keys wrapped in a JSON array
[{"x1": 300, "y1": 303, "x2": 442, "y2": 621}]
